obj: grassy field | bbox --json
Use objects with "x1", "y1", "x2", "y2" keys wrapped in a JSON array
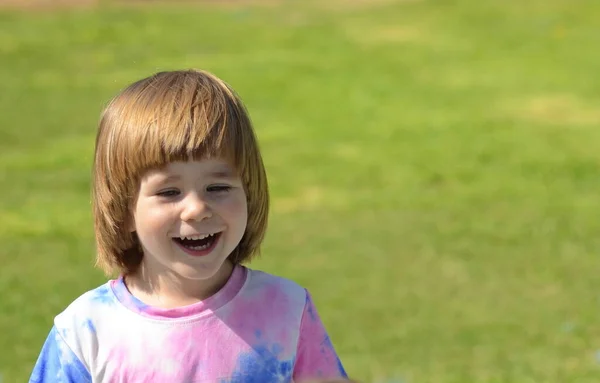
[{"x1": 2, "y1": 0, "x2": 600, "y2": 381}]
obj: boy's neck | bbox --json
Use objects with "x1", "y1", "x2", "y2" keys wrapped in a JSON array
[{"x1": 124, "y1": 260, "x2": 234, "y2": 309}]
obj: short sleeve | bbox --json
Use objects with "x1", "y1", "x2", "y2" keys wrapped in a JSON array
[
  {"x1": 29, "y1": 326, "x2": 91, "y2": 383},
  {"x1": 293, "y1": 290, "x2": 347, "y2": 381}
]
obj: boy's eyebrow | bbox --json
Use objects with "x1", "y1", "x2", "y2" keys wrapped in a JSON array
[
  {"x1": 150, "y1": 175, "x2": 181, "y2": 185},
  {"x1": 209, "y1": 169, "x2": 236, "y2": 179}
]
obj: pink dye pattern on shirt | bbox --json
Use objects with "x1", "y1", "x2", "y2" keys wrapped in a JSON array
[{"x1": 30, "y1": 265, "x2": 347, "y2": 383}]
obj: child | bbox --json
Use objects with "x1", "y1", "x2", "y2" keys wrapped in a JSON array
[{"x1": 30, "y1": 69, "x2": 350, "y2": 383}]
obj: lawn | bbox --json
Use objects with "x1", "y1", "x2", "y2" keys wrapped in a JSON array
[{"x1": 1, "y1": 0, "x2": 600, "y2": 381}]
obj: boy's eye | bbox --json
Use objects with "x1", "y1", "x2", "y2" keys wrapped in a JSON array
[
  {"x1": 207, "y1": 185, "x2": 232, "y2": 193},
  {"x1": 157, "y1": 189, "x2": 180, "y2": 197}
]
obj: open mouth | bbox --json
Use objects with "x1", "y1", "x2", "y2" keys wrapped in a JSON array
[{"x1": 172, "y1": 232, "x2": 221, "y2": 256}]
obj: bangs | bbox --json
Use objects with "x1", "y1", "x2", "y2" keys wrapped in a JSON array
[
  {"x1": 101, "y1": 70, "x2": 253, "y2": 183},
  {"x1": 126, "y1": 99, "x2": 246, "y2": 175}
]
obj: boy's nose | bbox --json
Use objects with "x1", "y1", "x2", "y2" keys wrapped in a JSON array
[{"x1": 180, "y1": 195, "x2": 212, "y2": 222}]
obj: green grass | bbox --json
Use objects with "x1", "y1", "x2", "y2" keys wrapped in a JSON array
[{"x1": 2, "y1": 0, "x2": 600, "y2": 381}]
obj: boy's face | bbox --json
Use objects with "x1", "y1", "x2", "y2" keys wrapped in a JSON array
[{"x1": 131, "y1": 158, "x2": 248, "y2": 283}]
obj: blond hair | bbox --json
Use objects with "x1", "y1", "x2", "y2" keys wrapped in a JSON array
[{"x1": 92, "y1": 69, "x2": 269, "y2": 275}]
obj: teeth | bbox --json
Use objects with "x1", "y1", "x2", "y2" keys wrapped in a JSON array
[
  {"x1": 189, "y1": 244, "x2": 210, "y2": 250},
  {"x1": 181, "y1": 233, "x2": 215, "y2": 241},
  {"x1": 176, "y1": 233, "x2": 219, "y2": 252}
]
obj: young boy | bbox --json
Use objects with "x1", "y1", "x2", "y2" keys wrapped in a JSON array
[{"x1": 30, "y1": 69, "x2": 351, "y2": 383}]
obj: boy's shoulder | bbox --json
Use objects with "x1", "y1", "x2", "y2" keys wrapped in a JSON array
[
  {"x1": 245, "y1": 267, "x2": 306, "y2": 291},
  {"x1": 53, "y1": 280, "x2": 122, "y2": 327},
  {"x1": 242, "y1": 267, "x2": 309, "y2": 306}
]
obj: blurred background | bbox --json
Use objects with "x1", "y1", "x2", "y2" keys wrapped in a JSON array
[{"x1": 1, "y1": 0, "x2": 600, "y2": 382}]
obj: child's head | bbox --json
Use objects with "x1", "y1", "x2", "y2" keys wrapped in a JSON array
[{"x1": 92, "y1": 69, "x2": 269, "y2": 276}]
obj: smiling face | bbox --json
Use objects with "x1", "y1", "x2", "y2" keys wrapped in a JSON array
[
  {"x1": 131, "y1": 159, "x2": 248, "y2": 283},
  {"x1": 93, "y1": 70, "x2": 270, "y2": 277}
]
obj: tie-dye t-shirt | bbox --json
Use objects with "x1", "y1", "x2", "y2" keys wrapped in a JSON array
[{"x1": 30, "y1": 265, "x2": 347, "y2": 382}]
